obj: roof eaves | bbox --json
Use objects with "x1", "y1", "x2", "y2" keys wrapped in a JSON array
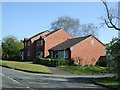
[{"x1": 24, "y1": 30, "x2": 50, "y2": 41}]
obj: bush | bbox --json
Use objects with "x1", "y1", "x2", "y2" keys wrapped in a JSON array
[
  {"x1": 106, "y1": 38, "x2": 120, "y2": 74},
  {"x1": 68, "y1": 58, "x2": 74, "y2": 65},
  {"x1": 33, "y1": 58, "x2": 69, "y2": 67}
]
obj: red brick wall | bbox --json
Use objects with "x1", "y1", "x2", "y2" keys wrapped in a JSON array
[
  {"x1": 44, "y1": 29, "x2": 73, "y2": 57},
  {"x1": 71, "y1": 36, "x2": 106, "y2": 65},
  {"x1": 24, "y1": 31, "x2": 49, "y2": 60}
]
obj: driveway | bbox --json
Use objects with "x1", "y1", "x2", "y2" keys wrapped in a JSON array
[{"x1": 1, "y1": 67, "x2": 113, "y2": 89}]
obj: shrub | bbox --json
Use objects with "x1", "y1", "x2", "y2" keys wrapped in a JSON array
[
  {"x1": 33, "y1": 58, "x2": 69, "y2": 67},
  {"x1": 106, "y1": 38, "x2": 120, "y2": 74},
  {"x1": 69, "y1": 58, "x2": 74, "y2": 65}
]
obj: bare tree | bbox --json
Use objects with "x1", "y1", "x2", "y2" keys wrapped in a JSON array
[
  {"x1": 51, "y1": 16, "x2": 98, "y2": 37},
  {"x1": 50, "y1": 16, "x2": 80, "y2": 37},
  {"x1": 80, "y1": 23, "x2": 98, "y2": 37},
  {"x1": 101, "y1": 0, "x2": 120, "y2": 31}
]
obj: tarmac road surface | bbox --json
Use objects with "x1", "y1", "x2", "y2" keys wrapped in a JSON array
[{"x1": 1, "y1": 67, "x2": 112, "y2": 90}]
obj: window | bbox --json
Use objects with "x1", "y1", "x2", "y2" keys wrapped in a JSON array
[
  {"x1": 51, "y1": 51, "x2": 53, "y2": 58},
  {"x1": 58, "y1": 51, "x2": 64, "y2": 58},
  {"x1": 65, "y1": 50, "x2": 68, "y2": 58},
  {"x1": 27, "y1": 51, "x2": 30, "y2": 56},
  {"x1": 36, "y1": 51, "x2": 43, "y2": 58},
  {"x1": 28, "y1": 41, "x2": 30, "y2": 46},
  {"x1": 36, "y1": 41, "x2": 40, "y2": 46},
  {"x1": 40, "y1": 40, "x2": 43, "y2": 46},
  {"x1": 36, "y1": 52, "x2": 40, "y2": 57},
  {"x1": 58, "y1": 50, "x2": 68, "y2": 58}
]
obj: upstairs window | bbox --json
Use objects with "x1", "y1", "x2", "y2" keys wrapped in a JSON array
[
  {"x1": 40, "y1": 40, "x2": 43, "y2": 46},
  {"x1": 36, "y1": 41, "x2": 40, "y2": 46},
  {"x1": 28, "y1": 41, "x2": 30, "y2": 46}
]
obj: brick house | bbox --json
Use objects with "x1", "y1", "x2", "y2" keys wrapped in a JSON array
[
  {"x1": 49, "y1": 35, "x2": 106, "y2": 65},
  {"x1": 22, "y1": 29, "x2": 73, "y2": 60}
]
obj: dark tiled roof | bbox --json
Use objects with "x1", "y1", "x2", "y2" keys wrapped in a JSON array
[
  {"x1": 49, "y1": 35, "x2": 92, "y2": 51},
  {"x1": 24, "y1": 30, "x2": 50, "y2": 41},
  {"x1": 42, "y1": 29, "x2": 61, "y2": 38}
]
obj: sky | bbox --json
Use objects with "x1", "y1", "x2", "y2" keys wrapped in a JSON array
[{"x1": 2, "y1": 1, "x2": 119, "y2": 44}]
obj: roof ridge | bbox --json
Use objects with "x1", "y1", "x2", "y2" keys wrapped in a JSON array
[
  {"x1": 42, "y1": 29, "x2": 63, "y2": 38},
  {"x1": 68, "y1": 35, "x2": 92, "y2": 40},
  {"x1": 24, "y1": 30, "x2": 50, "y2": 40}
]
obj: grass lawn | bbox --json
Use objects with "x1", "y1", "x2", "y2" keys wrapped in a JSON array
[
  {"x1": 0, "y1": 60, "x2": 52, "y2": 74},
  {"x1": 95, "y1": 76, "x2": 120, "y2": 88},
  {"x1": 57, "y1": 65, "x2": 109, "y2": 74},
  {"x1": 17, "y1": 60, "x2": 33, "y2": 64}
]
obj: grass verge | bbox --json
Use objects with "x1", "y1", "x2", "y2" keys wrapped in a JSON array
[
  {"x1": 0, "y1": 60, "x2": 52, "y2": 74},
  {"x1": 94, "y1": 76, "x2": 120, "y2": 88},
  {"x1": 57, "y1": 65, "x2": 109, "y2": 74}
]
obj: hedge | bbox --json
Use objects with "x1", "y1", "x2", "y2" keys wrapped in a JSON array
[{"x1": 33, "y1": 58, "x2": 73, "y2": 67}]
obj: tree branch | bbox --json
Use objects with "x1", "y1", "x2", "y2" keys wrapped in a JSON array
[{"x1": 102, "y1": 0, "x2": 120, "y2": 31}]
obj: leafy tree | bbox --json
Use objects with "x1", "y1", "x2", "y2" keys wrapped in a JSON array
[
  {"x1": 106, "y1": 38, "x2": 120, "y2": 75},
  {"x1": 2, "y1": 36, "x2": 23, "y2": 60}
]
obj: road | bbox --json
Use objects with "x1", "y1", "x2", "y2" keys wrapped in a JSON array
[{"x1": 1, "y1": 67, "x2": 111, "y2": 90}]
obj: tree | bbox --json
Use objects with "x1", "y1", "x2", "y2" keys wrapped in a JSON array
[
  {"x1": 80, "y1": 23, "x2": 98, "y2": 37},
  {"x1": 101, "y1": 0, "x2": 120, "y2": 31},
  {"x1": 2, "y1": 36, "x2": 23, "y2": 60},
  {"x1": 106, "y1": 38, "x2": 120, "y2": 74},
  {"x1": 50, "y1": 16, "x2": 80, "y2": 37},
  {"x1": 51, "y1": 16, "x2": 98, "y2": 37}
]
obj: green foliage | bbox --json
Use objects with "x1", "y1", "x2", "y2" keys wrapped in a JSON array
[
  {"x1": 33, "y1": 58, "x2": 69, "y2": 67},
  {"x1": 2, "y1": 36, "x2": 23, "y2": 60},
  {"x1": 95, "y1": 76, "x2": 120, "y2": 88},
  {"x1": 58, "y1": 65, "x2": 108, "y2": 74},
  {"x1": 68, "y1": 58, "x2": 74, "y2": 65},
  {"x1": 106, "y1": 38, "x2": 120, "y2": 74}
]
